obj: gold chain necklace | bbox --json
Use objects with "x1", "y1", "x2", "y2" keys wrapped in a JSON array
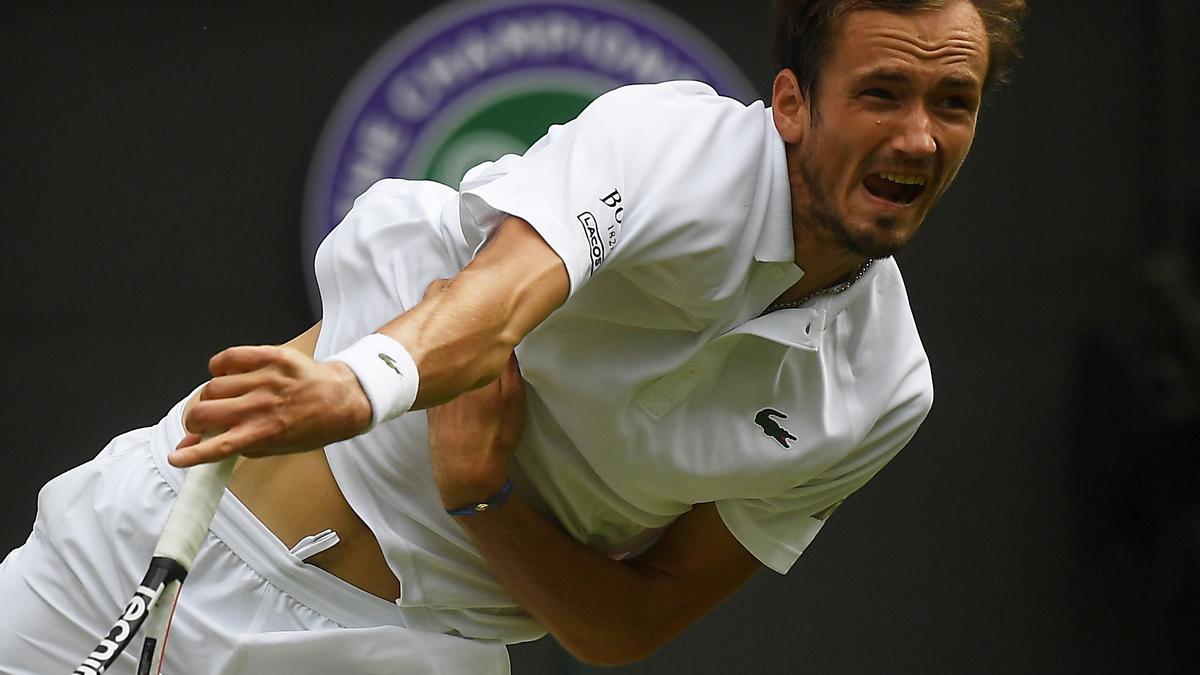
[{"x1": 765, "y1": 258, "x2": 875, "y2": 313}]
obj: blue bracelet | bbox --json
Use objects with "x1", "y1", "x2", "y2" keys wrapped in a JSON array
[{"x1": 445, "y1": 479, "x2": 515, "y2": 516}]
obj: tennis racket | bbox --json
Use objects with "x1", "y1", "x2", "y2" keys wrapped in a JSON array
[{"x1": 74, "y1": 453, "x2": 236, "y2": 675}]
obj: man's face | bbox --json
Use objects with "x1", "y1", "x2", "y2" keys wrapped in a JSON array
[{"x1": 791, "y1": 0, "x2": 989, "y2": 259}]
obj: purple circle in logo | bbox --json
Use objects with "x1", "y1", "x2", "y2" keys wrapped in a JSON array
[{"x1": 301, "y1": 0, "x2": 756, "y2": 309}]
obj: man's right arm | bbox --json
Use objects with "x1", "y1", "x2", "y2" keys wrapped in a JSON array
[
  {"x1": 171, "y1": 215, "x2": 568, "y2": 467},
  {"x1": 379, "y1": 215, "x2": 568, "y2": 409}
]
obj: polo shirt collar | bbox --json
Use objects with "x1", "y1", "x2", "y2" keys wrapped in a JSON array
[{"x1": 754, "y1": 107, "x2": 796, "y2": 264}]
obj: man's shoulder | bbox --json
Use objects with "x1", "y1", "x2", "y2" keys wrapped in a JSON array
[
  {"x1": 572, "y1": 81, "x2": 773, "y2": 208},
  {"x1": 848, "y1": 258, "x2": 933, "y2": 377},
  {"x1": 582, "y1": 80, "x2": 763, "y2": 133},
  {"x1": 866, "y1": 258, "x2": 934, "y2": 400},
  {"x1": 593, "y1": 80, "x2": 724, "y2": 106}
]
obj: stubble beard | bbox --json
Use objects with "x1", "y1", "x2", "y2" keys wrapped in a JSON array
[{"x1": 797, "y1": 158, "x2": 905, "y2": 260}]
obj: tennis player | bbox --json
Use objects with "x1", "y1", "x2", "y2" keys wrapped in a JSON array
[{"x1": 0, "y1": 1, "x2": 1026, "y2": 672}]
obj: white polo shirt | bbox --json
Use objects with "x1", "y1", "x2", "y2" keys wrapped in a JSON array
[{"x1": 314, "y1": 81, "x2": 933, "y2": 643}]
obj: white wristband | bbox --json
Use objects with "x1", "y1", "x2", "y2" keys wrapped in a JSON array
[{"x1": 325, "y1": 333, "x2": 420, "y2": 428}]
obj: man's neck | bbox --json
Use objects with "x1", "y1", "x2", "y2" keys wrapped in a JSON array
[
  {"x1": 777, "y1": 142, "x2": 867, "y2": 304},
  {"x1": 775, "y1": 227, "x2": 866, "y2": 306}
]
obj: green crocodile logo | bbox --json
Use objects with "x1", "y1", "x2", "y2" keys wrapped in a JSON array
[
  {"x1": 377, "y1": 353, "x2": 402, "y2": 375},
  {"x1": 754, "y1": 408, "x2": 797, "y2": 449}
]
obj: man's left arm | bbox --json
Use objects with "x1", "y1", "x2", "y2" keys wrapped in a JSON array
[
  {"x1": 426, "y1": 358, "x2": 762, "y2": 666},
  {"x1": 465, "y1": 498, "x2": 760, "y2": 666}
]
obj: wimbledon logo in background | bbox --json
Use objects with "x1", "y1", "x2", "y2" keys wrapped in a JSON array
[{"x1": 301, "y1": 0, "x2": 755, "y2": 308}]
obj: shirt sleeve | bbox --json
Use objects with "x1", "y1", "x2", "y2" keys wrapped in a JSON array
[
  {"x1": 457, "y1": 81, "x2": 755, "y2": 297},
  {"x1": 716, "y1": 386, "x2": 933, "y2": 575},
  {"x1": 312, "y1": 179, "x2": 464, "y2": 359}
]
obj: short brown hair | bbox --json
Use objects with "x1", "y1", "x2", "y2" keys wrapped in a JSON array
[{"x1": 772, "y1": 0, "x2": 1028, "y2": 98}]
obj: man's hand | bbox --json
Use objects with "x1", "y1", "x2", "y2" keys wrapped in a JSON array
[
  {"x1": 426, "y1": 355, "x2": 525, "y2": 510},
  {"x1": 171, "y1": 344, "x2": 372, "y2": 467}
]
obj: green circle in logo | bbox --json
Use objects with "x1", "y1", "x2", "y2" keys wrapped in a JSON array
[{"x1": 417, "y1": 86, "x2": 596, "y2": 186}]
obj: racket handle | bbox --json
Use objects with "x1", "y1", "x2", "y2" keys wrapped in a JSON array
[
  {"x1": 137, "y1": 579, "x2": 181, "y2": 675},
  {"x1": 152, "y1": 455, "x2": 236, "y2": 570}
]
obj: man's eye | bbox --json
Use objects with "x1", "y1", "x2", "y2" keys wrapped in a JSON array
[
  {"x1": 861, "y1": 88, "x2": 895, "y2": 100},
  {"x1": 943, "y1": 96, "x2": 975, "y2": 111}
]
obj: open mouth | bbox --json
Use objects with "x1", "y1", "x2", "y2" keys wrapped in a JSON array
[{"x1": 863, "y1": 172, "x2": 927, "y2": 206}]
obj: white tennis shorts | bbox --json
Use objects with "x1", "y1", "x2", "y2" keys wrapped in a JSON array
[{"x1": 0, "y1": 394, "x2": 509, "y2": 674}]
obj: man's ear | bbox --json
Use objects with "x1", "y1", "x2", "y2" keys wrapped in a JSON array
[{"x1": 771, "y1": 69, "x2": 810, "y2": 144}]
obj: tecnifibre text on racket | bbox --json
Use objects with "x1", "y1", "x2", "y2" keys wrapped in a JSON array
[{"x1": 74, "y1": 452, "x2": 236, "y2": 675}]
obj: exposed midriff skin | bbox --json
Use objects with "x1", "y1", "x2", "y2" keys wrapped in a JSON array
[{"x1": 185, "y1": 322, "x2": 400, "y2": 601}]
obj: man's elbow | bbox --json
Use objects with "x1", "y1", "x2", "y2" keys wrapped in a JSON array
[
  {"x1": 558, "y1": 627, "x2": 670, "y2": 667},
  {"x1": 463, "y1": 342, "x2": 516, "y2": 389}
]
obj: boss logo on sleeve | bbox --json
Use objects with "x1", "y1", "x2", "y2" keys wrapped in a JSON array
[
  {"x1": 577, "y1": 188, "x2": 624, "y2": 274},
  {"x1": 599, "y1": 189, "x2": 624, "y2": 224}
]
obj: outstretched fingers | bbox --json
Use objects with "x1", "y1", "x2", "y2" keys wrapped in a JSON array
[
  {"x1": 176, "y1": 391, "x2": 287, "y2": 465},
  {"x1": 169, "y1": 427, "x2": 261, "y2": 468},
  {"x1": 208, "y1": 345, "x2": 293, "y2": 377},
  {"x1": 187, "y1": 389, "x2": 280, "y2": 431},
  {"x1": 199, "y1": 370, "x2": 285, "y2": 403}
]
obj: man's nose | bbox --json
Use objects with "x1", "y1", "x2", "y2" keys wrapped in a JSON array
[{"x1": 891, "y1": 107, "x2": 937, "y2": 157}]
